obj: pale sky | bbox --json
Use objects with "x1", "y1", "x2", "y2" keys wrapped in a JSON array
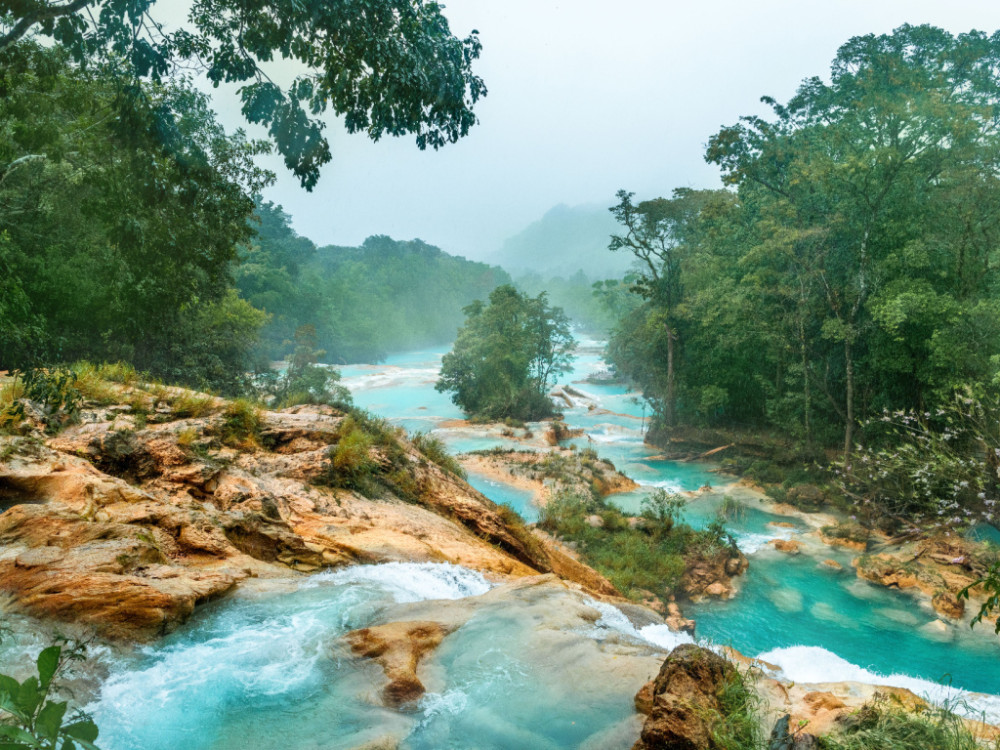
[{"x1": 208, "y1": 1, "x2": 1000, "y2": 260}]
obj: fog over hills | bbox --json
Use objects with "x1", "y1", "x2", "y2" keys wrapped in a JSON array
[{"x1": 490, "y1": 202, "x2": 634, "y2": 280}]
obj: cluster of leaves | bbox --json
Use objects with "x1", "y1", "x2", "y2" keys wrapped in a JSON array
[
  {"x1": 0, "y1": 368, "x2": 82, "y2": 434},
  {"x1": 0, "y1": 0, "x2": 486, "y2": 191},
  {"x1": 538, "y1": 488, "x2": 732, "y2": 602},
  {"x1": 0, "y1": 642, "x2": 100, "y2": 750},
  {"x1": 436, "y1": 284, "x2": 576, "y2": 422}
]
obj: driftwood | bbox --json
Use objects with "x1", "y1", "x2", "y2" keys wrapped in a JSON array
[{"x1": 680, "y1": 444, "x2": 734, "y2": 463}]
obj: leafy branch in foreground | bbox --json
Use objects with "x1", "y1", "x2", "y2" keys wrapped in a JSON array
[{"x1": 0, "y1": 641, "x2": 101, "y2": 750}]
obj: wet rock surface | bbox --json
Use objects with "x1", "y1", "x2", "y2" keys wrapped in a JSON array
[{"x1": 0, "y1": 394, "x2": 621, "y2": 639}]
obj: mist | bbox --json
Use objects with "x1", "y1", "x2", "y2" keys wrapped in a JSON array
[{"x1": 241, "y1": 0, "x2": 1000, "y2": 262}]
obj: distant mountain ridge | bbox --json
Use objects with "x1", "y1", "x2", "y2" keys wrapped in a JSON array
[{"x1": 491, "y1": 202, "x2": 634, "y2": 280}]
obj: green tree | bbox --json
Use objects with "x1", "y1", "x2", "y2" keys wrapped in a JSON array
[
  {"x1": 0, "y1": 0, "x2": 486, "y2": 189},
  {"x1": 706, "y1": 23, "x2": 1000, "y2": 459},
  {"x1": 436, "y1": 285, "x2": 575, "y2": 421}
]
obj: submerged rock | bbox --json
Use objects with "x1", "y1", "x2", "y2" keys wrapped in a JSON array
[{"x1": 344, "y1": 620, "x2": 455, "y2": 707}]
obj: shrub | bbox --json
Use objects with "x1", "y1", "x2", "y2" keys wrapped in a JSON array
[
  {"x1": 317, "y1": 413, "x2": 420, "y2": 501},
  {"x1": 4, "y1": 368, "x2": 83, "y2": 434},
  {"x1": 539, "y1": 489, "x2": 720, "y2": 601},
  {"x1": 168, "y1": 391, "x2": 216, "y2": 419},
  {"x1": 69, "y1": 363, "x2": 120, "y2": 405},
  {"x1": 709, "y1": 666, "x2": 765, "y2": 750},
  {"x1": 219, "y1": 398, "x2": 263, "y2": 447},
  {"x1": 817, "y1": 694, "x2": 997, "y2": 750}
]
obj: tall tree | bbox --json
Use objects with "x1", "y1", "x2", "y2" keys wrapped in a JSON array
[{"x1": 608, "y1": 188, "x2": 716, "y2": 429}]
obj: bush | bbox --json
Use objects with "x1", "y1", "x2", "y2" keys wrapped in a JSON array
[
  {"x1": 710, "y1": 667, "x2": 765, "y2": 750},
  {"x1": 817, "y1": 694, "x2": 997, "y2": 750},
  {"x1": 2, "y1": 368, "x2": 83, "y2": 434},
  {"x1": 167, "y1": 391, "x2": 217, "y2": 419},
  {"x1": 317, "y1": 411, "x2": 422, "y2": 502},
  {"x1": 538, "y1": 489, "x2": 724, "y2": 601}
]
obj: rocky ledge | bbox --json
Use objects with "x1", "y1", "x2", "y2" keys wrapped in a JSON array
[{"x1": 0, "y1": 385, "x2": 630, "y2": 640}]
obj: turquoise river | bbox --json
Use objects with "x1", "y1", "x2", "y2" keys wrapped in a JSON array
[{"x1": 4, "y1": 340, "x2": 1000, "y2": 749}]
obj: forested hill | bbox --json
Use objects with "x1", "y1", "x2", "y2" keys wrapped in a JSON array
[
  {"x1": 237, "y1": 204, "x2": 512, "y2": 364},
  {"x1": 492, "y1": 203, "x2": 633, "y2": 279}
]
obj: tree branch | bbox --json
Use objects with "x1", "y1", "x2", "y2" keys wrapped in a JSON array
[{"x1": 0, "y1": 0, "x2": 96, "y2": 51}]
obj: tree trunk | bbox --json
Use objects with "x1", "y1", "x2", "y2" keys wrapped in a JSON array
[
  {"x1": 800, "y1": 313, "x2": 811, "y2": 447},
  {"x1": 843, "y1": 337, "x2": 854, "y2": 465},
  {"x1": 665, "y1": 323, "x2": 676, "y2": 429}
]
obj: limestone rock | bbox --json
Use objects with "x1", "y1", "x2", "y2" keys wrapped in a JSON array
[
  {"x1": 344, "y1": 620, "x2": 454, "y2": 707},
  {"x1": 632, "y1": 644, "x2": 738, "y2": 750},
  {"x1": 931, "y1": 589, "x2": 965, "y2": 620},
  {"x1": 771, "y1": 539, "x2": 802, "y2": 555},
  {"x1": 0, "y1": 393, "x2": 622, "y2": 639}
]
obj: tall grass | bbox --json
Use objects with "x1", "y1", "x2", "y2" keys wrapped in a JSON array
[
  {"x1": 412, "y1": 432, "x2": 466, "y2": 478},
  {"x1": 817, "y1": 695, "x2": 999, "y2": 750}
]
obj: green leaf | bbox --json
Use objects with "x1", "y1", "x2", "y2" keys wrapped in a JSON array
[
  {"x1": 35, "y1": 700, "x2": 67, "y2": 742},
  {"x1": 14, "y1": 677, "x2": 40, "y2": 716},
  {"x1": 61, "y1": 721, "x2": 98, "y2": 743},
  {"x1": 36, "y1": 647, "x2": 61, "y2": 690}
]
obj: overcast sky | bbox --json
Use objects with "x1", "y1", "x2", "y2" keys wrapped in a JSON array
[{"x1": 217, "y1": 1, "x2": 1000, "y2": 260}]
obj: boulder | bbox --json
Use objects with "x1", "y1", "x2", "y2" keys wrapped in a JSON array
[
  {"x1": 632, "y1": 644, "x2": 738, "y2": 750},
  {"x1": 770, "y1": 539, "x2": 802, "y2": 555},
  {"x1": 768, "y1": 714, "x2": 818, "y2": 749}
]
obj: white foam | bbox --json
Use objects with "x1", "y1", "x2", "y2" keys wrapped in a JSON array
[
  {"x1": 586, "y1": 599, "x2": 694, "y2": 651},
  {"x1": 418, "y1": 688, "x2": 470, "y2": 725},
  {"x1": 316, "y1": 562, "x2": 494, "y2": 602},
  {"x1": 89, "y1": 610, "x2": 334, "y2": 744},
  {"x1": 341, "y1": 366, "x2": 441, "y2": 391},
  {"x1": 758, "y1": 645, "x2": 1000, "y2": 723},
  {"x1": 634, "y1": 478, "x2": 685, "y2": 493}
]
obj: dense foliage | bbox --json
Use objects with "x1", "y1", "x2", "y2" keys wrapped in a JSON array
[
  {"x1": 0, "y1": 0, "x2": 485, "y2": 189},
  {"x1": 0, "y1": 44, "x2": 272, "y2": 387},
  {"x1": 436, "y1": 285, "x2": 575, "y2": 421},
  {"x1": 605, "y1": 26, "x2": 1000, "y2": 458},
  {"x1": 237, "y1": 205, "x2": 512, "y2": 364}
]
